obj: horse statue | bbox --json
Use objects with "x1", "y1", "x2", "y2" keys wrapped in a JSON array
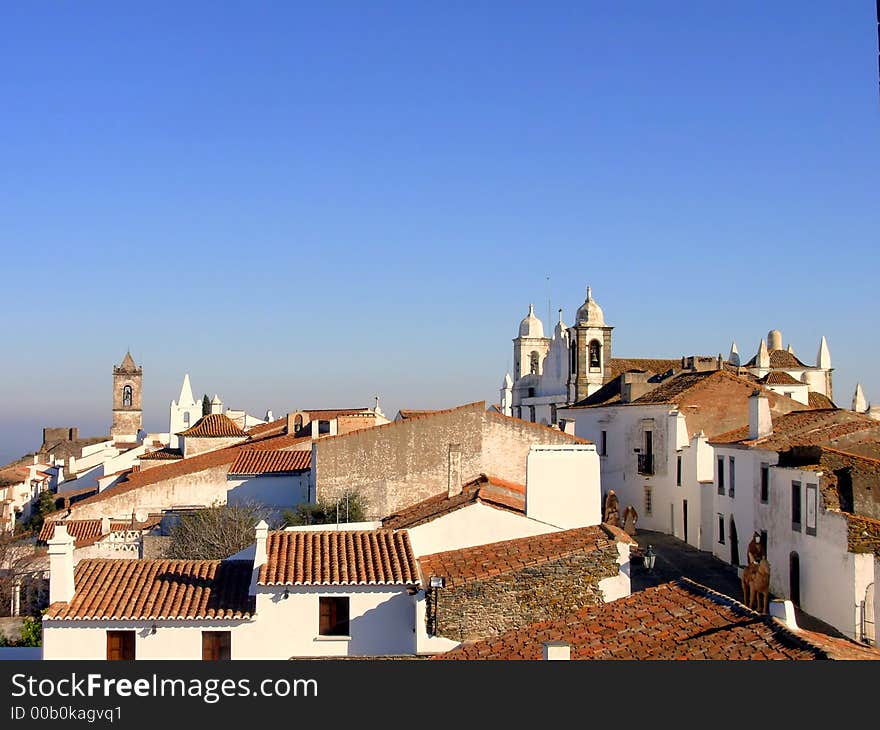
[{"x1": 742, "y1": 558, "x2": 771, "y2": 613}]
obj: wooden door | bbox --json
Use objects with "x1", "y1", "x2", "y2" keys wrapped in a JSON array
[{"x1": 106, "y1": 631, "x2": 135, "y2": 660}]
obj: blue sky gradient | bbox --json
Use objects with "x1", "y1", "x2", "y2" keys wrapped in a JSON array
[{"x1": 1, "y1": 2, "x2": 878, "y2": 464}]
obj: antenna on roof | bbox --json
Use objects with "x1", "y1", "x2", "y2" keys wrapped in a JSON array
[{"x1": 546, "y1": 275, "x2": 551, "y2": 336}]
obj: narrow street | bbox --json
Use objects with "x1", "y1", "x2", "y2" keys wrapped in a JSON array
[{"x1": 629, "y1": 530, "x2": 847, "y2": 639}]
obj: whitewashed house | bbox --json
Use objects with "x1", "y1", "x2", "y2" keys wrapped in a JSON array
[{"x1": 710, "y1": 405, "x2": 880, "y2": 644}]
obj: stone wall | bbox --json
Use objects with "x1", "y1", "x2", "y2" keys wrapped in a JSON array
[
  {"x1": 111, "y1": 410, "x2": 142, "y2": 439},
  {"x1": 481, "y1": 413, "x2": 585, "y2": 485},
  {"x1": 66, "y1": 464, "x2": 232, "y2": 521},
  {"x1": 315, "y1": 403, "x2": 485, "y2": 518},
  {"x1": 430, "y1": 543, "x2": 620, "y2": 643}
]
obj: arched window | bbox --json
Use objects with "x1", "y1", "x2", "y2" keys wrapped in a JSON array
[
  {"x1": 294, "y1": 414, "x2": 303, "y2": 432},
  {"x1": 182, "y1": 411, "x2": 190, "y2": 426},
  {"x1": 589, "y1": 340, "x2": 601, "y2": 370},
  {"x1": 122, "y1": 385, "x2": 133, "y2": 407},
  {"x1": 570, "y1": 340, "x2": 577, "y2": 374},
  {"x1": 529, "y1": 351, "x2": 540, "y2": 375}
]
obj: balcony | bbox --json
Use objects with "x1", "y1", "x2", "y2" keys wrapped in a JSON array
[{"x1": 637, "y1": 453, "x2": 654, "y2": 475}]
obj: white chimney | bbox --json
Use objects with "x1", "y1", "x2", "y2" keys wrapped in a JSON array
[
  {"x1": 48, "y1": 525, "x2": 76, "y2": 604},
  {"x1": 447, "y1": 444, "x2": 463, "y2": 499},
  {"x1": 748, "y1": 390, "x2": 772, "y2": 440},
  {"x1": 542, "y1": 641, "x2": 571, "y2": 660},
  {"x1": 67, "y1": 455, "x2": 76, "y2": 475},
  {"x1": 769, "y1": 599, "x2": 799, "y2": 630},
  {"x1": 526, "y1": 444, "x2": 601, "y2": 528},
  {"x1": 250, "y1": 520, "x2": 269, "y2": 595},
  {"x1": 100, "y1": 516, "x2": 111, "y2": 534}
]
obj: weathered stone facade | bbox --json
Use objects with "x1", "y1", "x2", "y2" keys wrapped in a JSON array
[
  {"x1": 429, "y1": 543, "x2": 621, "y2": 643},
  {"x1": 314, "y1": 403, "x2": 586, "y2": 518}
]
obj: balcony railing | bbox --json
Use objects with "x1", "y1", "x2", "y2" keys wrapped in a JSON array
[{"x1": 637, "y1": 453, "x2": 654, "y2": 475}]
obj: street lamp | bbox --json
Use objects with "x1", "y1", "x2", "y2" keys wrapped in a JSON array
[{"x1": 644, "y1": 544, "x2": 656, "y2": 571}]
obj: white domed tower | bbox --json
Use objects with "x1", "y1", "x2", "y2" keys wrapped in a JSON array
[
  {"x1": 513, "y1": 304, "x2": 550, "y2": 380},
  {"x1": 568, "y1": 286, "x2": 613, "y2": 401}
]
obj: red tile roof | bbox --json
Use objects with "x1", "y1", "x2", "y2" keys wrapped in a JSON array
[
  {"x1": 258, "y1": 530, "x2": 419, "y2": 586},
  {"x1": 228, "y1": 450, "x2": 311, "y2": 476},
  {"x1": 759, "y1": 371, "x2": 804, "y2": 386},
  {"x1": 418, "y1": 525, "x2": 628, "y2": 589},
  {"x1": 39, "y1": 515, "x2": 163, "y2": 546},
  {"x1": 606, "y1": 358, "x2": 680, "y2": 381},
  {"x1": 746, "y1": 349, "x2": 810, "y2": 369},
  {"x1": 436, "y1": 579, "x2": 880, "y2": 660},
  {"x1": 712, "y1": 409, "x2": 880, "y2": 451},
  {"x1": 178, "y1": 413, "x2": 249, "y2": 438},
  {"x1": 45, "y1": 559, "x2": 254, "y2": 621},
  {"x1": 139, "y1": 448, "x2": 183, "y2": 461},
  {"x1": 808, "y1": 391, "x2": 836, "y2": 409},
  {"x1": 382, "y1": 474, "x2": 525, "y2": 529}
]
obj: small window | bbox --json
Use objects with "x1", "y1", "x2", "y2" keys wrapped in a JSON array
[
  {"x1": 600, "y1": 430, "x2": 608, "y2": 457},
  {"x1": 729, "y1": 456, "x2": 735, "y2": 498},
  {"x1": 122, "y1": 385, "x2": 133, "y2": 408},
  {"x1": 202, "y1": 631, "x2": 231, "y2": 660},
  {"x1": 643, "y1": 485, "x2": 653, "y2": 516},
  {"x1": 319, "y1": 597, "x2": 350, "y2": 637},
  {"x1": 717, "y1": 457, "x2": 725, "y2": 495},
  {"x1": 570, "y1": 343, "x2": 577, "y2": 375},
  {"x1": 318, "y1": 420, "x2": 331, "y2": 434},
  {"x1": 106, "y1": 630, "x2": 135, "y2": 660},
  {"x1": 791, "y1": 481, "x2": 802, "y2": 532},
  {"x1": 806, "y1": 483, "x2": 818, "y2": 536},
  {"x1": 527, "y1": 387, "x2": 536, "y2": 398},
  {"x1": 760, "y1": 464, "x2": 770, "y2": 503},
  {"x1": 784, "y1": 391, "x2": 793, "y2": 399},
  {"x1": 718, "y1": 514, "x2": 725, "y2": 544},
  {"x1": 676, "y1": 455, "x2": 682, "y2": 486},
  {"x1": 529, "y1": 406, "x2": 536, "y2": 423},
  {"x1": 182, "y1": 411, "x2": 190, "y2": 426},
  {"x1": 760, "y1": 530, "x2": 768, "y2": 552}
]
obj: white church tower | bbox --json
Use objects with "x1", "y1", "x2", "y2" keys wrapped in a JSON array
[
  {"x1": 568, "y1": 286, "x2": 613, "y2": 402},
  {"x1": 169, "y1": 374, "x2": 201, "y2": 449}
]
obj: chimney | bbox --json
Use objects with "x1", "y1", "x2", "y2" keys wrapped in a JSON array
[
  {"x1": 447, "y1": 444, "x2": 463, "y2": 498},
  {"x1": 250, "y1": 520, "x2": 269, "y2": 596},
  {"x1": 769, "y1": 599, "x2": 799, "y2": 630},
  {"x1": 748, "y1": 390, "x2": 772, "y2": 440},
  {"x1": 48, "y1": 525, "x2": 76, "y2": 604},
  {"x1": 621, "y1": 371, "x2": 655, "y2": 403},
  {"x1": 542, "y1": 641, "x2": 571, "y2": 660},
  {"x1": 717, "y1": 353, "x2": 723, "y2": 370},
  {"x1": 767, "y1": 329, "x2": 783, "y2": 351},
  {"x1": 67, "y1": 455, "x2": 76, "y2": 475},
  {"x1": 286, "y1": 412, "x2": 296, "y2": 435},
  {"x1": 101, "y1": 516, "x2": 111, "y2": 535}
]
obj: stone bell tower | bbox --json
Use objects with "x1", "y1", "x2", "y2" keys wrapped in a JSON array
[{"x1": 111, "y1": 351, "x2": 143, "y2": 442}]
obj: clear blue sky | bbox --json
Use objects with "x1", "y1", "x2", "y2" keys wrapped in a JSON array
[{"x1": 1, "y1": 2, "x2": 878, "y2": 465}]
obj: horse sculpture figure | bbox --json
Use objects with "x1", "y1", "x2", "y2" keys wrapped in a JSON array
[{"x1": 743, "y1": 558, "x2": 771, "y2": 614}]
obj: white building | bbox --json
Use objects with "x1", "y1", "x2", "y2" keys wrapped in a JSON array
[{"x1": 710, "y1": 404, "x2": 880, "y2": 644}]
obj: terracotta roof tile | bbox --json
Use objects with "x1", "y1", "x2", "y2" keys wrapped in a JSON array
[
  {"x1": 39, "y1": 515, "x2": 163, "y2": 546},
  {"x1": 808, "y1": 391, "x2": 836, "y2": 409},
  {"x1": 745, "y1": 349, "x2": 810, "y2": 369},
  {"x1": 419, "y1": 525, "x2": 623, "y2": 588},
  {"x1": 45, "y1": 559, "x2": 253, "y2": 621},
  {"x1": 178, "y1": 413, "x2": 249, "y2": 438},
  {"x1": 437, "y1": 579, "x2": 880, "y2": 660},
  {"x1": 139, "y1": 448, "x2": 183, "y2": 461},
  {"x1": 259, "y1": 530, "x2": 419, "y2": 586},
  {"x1": 485, "y1": 410, "x2": 591, "y2": 444},
  {"x1": 382, "y1": 474, "x2": 526, "y2": 529},
  {"x1": 759, "y1": 371, "x2": 804, "y2": 386},
  {"x1": 228, "y1": 450, "x2": 311, "y2": 476},
  {"x1": 606, "y1": 358, "x2": 680, "y2": 381},
  {"x1": 712, "y1": 409, "x2": 880, "y2": 451}
]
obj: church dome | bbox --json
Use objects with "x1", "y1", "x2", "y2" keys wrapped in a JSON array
[
  {"x1": 518, "y1": 304, "x2": 545, "y2": 338},
  {"x1": 575, "y1": 287, "x2": 605, "y2": 326}
]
